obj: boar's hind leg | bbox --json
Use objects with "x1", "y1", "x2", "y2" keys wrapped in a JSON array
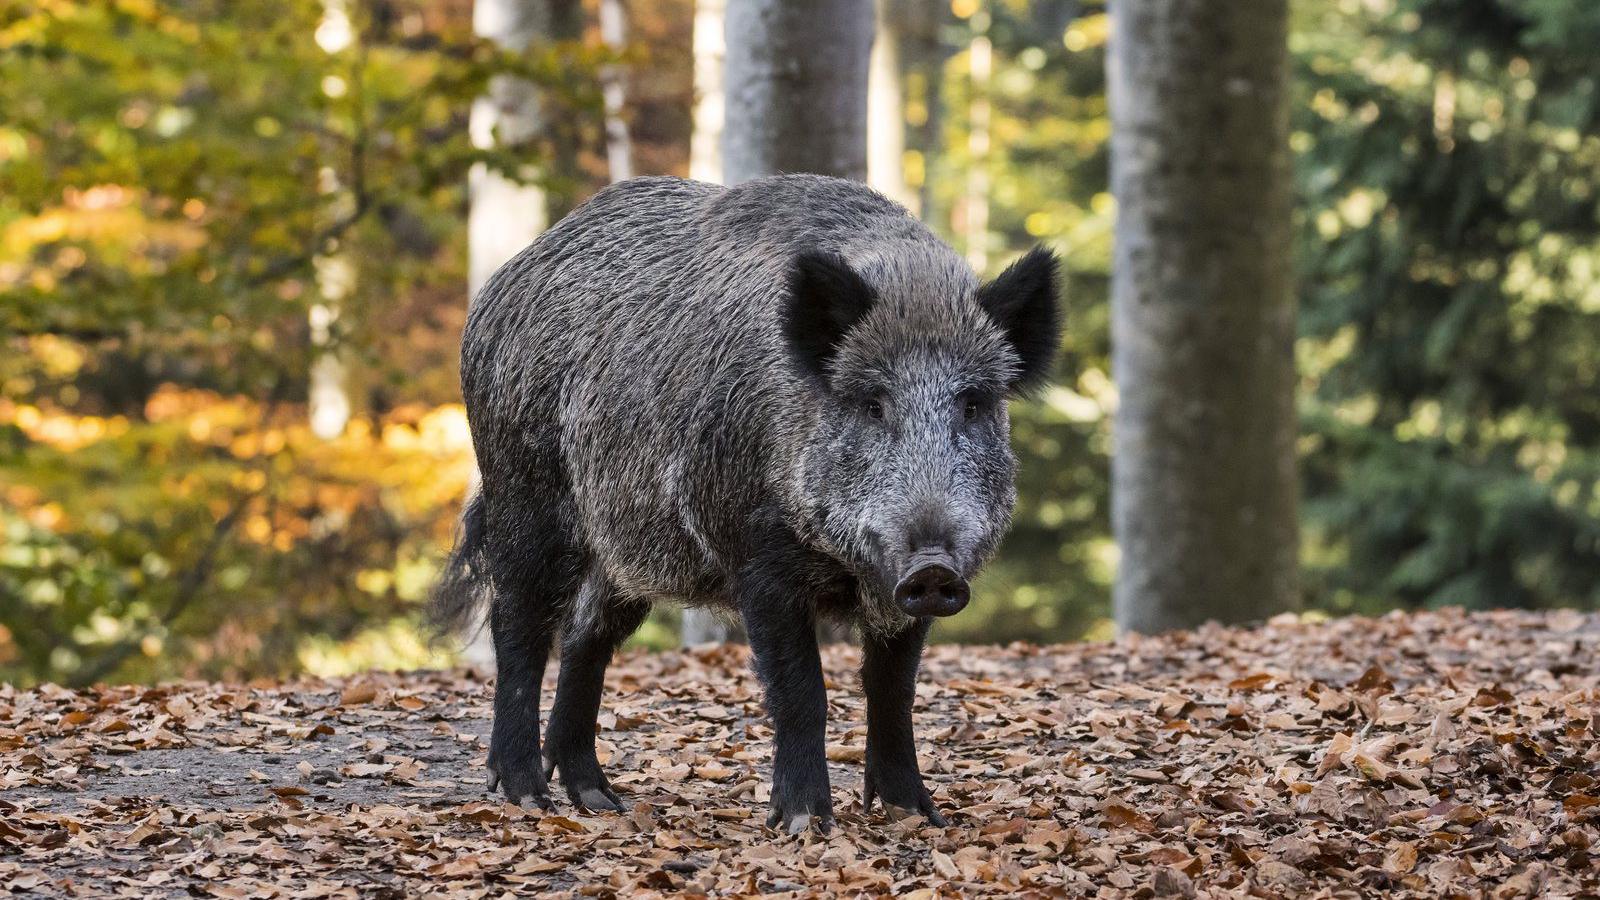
[
  {"x1": 862, "y1": 618, "x2": 946, "y2": 825},
  {"x1": 738, "y1": 553, "x2": 834, "y2": 835},
  {"x1": 543, "y1": 579, "x2": 649, "y2": 812},
  {"x1": 483, "y1": 500, "x2": 581, "y2": 809}
]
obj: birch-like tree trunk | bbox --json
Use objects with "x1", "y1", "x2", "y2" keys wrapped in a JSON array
[
  {"x1": 468, "y1": 0, "x2": 551, "y2": 300},
  {"x1": 866, "y1": 0, "x2": 912, "y2": 210},
  {"x1": 722, "y1": 0, "x2": 874, "y2": 185},
  {"x1": 688, "y1": 0, "x2": 725, "y2": 184},
  {"x1": 599, "y1": 0, "x2": 632, "y2": 182},
  {"x1": 681, "y1": 0, "x2": 729, "y2": 646},
  {"x1": 1108, "y1": 0, "x2": 1299, "y2": 633},
  {"x1": 310, "y1": 0, "x2": 357, "y2": 441}
]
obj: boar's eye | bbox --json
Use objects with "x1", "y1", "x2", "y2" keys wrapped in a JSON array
[
  {"x1": 866, "y1": 398, "x2": 886, "y2": 420},
  {"x1": 958, "y1": 391, "x2": 988, "y2": 423}
]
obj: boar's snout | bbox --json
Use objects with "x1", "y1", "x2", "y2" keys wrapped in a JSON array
[{"x1": 893, "y1": 549, "x2": 970, "y2": 618}]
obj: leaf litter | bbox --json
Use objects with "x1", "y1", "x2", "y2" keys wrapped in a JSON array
[{"x1": 1, "y1": 608, "x2": 1597, "y2": 897}]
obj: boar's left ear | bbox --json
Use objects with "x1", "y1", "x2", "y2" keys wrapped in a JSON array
[
  {"x1": 976, "y1": 246, "x2": 1061, "y2": 394},
  {"x1": 783, "y1": 250, "x2": 877, "y2": 388}
]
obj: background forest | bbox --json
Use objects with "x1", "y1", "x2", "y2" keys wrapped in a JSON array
[{"x1": 3, "y1": 0, "x2": 1599, "y2": 685}]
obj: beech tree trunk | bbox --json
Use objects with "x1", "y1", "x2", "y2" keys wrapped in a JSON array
[
  {"x1": 467, "y1": 0, "x2": 552, "y2": 300},
  {"x1": 1108, "y1": 0, "x2": 1299, "y2": 633},
  {"x1": 599, "y1": 0, "x2": 633, "y2": 182},
  {"x1": 688, "y1": 0, "x2": 725, "y2": 184},
  {"x1": 681, "y1": 0, "x2": 729, "y2": 646},
  {"x1": 866, "y1": 0, "x2": 912, "y2": 210},
  {"x1": 722, "y1": 0, "x2": 874, "y2": 185}
]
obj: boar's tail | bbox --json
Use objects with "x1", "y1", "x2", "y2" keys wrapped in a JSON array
[{"x1": 428, "y1": 491, "x2": 491, "y2": 641}]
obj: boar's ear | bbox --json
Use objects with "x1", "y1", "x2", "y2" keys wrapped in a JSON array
[
  {"x1": 976, "y1": 246, "x2": 1061, "y2": 394},
  {"x1": 783, "y1": 251, "x2": 876, "y2": 387}
]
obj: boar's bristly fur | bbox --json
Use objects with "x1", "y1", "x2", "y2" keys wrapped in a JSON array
[{"x1": 433, "y1": 174, "x2": 1059, "y2": 833}]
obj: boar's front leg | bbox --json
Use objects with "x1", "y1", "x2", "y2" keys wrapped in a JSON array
[
  {"x1": 862, "y1": 617, "x2": 947, "y2": 825},
  {"x1": 738, "y1": 555, "x2": 833, "y2": 835}
]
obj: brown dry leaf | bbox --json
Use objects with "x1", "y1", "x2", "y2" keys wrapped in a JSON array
[
  {"x1": 1352, "y1": 663, "x2": 1394, "y2": 695},
  {"x1": 1151, "y1": 865, "x2": 1197, "y2": 898},
  {"x1": 825, "y1": 744, "x2": 864, "y2": 763},
  {"x1": 1103, "y1": 802, "x2": 1157, "y2": 833},
  {"x1": 1385, "y1": 840, "x2": 1419, "y2": 874},
  {"x1": 1228, "y1": 672, "x2": 1273, "y2": 692},
  {"x1": 1316, "y1": 732, "x2": 1354, "y2": 777},
  {"x1": 339, "y1": 683, "x2": 378, "y2": 706}
]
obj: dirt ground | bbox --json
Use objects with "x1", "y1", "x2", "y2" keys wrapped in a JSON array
[{"x1": 2, "y1": 608, "x2": 1598, "y2": 897}]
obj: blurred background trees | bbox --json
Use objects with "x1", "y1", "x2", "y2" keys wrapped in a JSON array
[{"x1": 3, "y1": 0, "x2": 1598, "y2": 685}]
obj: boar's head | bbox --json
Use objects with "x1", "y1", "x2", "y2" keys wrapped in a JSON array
[{"x1": 784, "y1": 244, "x2": 1060, "y2": 628}]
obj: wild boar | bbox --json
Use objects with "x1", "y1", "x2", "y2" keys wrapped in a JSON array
[{"x1": 432, "y1": 174, "x2": 1058, "y2": 833}]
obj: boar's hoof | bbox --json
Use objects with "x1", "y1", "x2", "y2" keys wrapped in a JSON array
[
  {"x1": 486, "y1": 760, "x2": 553, "y2": 810},
  {"x1": 764, "y1": 778, "x2": 838, "y2": 832},
  {"x1": 573, "y1": 785, "x2": 625, "y2": 813},
  {"x1": 769, "y1": 810, "x2": 832, "y2": 836},
  {"x1": 865, "y1": 771, "x2": 948, "y2": 826},
  {"x1": 883, "y1": 802, "x2": 948, "y2": 827},
  {"x1": 767, "y1": 803, "x2": 834, "y2": 836},
  {"x1": 543, "y1": 750, "x2": 627, "y2": 812}
]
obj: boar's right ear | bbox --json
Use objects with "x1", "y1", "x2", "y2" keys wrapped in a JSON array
[{"x1": 783, "y1": 251, "x2": 876, "y2": 387}]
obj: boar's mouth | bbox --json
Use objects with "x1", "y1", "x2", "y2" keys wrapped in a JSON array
[{"x1": 893, "y1": 549, "x2": 971, "y2": 618}]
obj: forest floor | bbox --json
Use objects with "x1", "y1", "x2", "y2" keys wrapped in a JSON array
[{"x1": 3, "y1": 609, "x2": 1599, "y2": 898}]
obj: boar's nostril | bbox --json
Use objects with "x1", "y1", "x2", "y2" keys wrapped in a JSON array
[{"x1": 894, "y1": 556, "x2": 970, "y2": 618}]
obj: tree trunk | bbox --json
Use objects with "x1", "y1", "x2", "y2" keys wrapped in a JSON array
[
  {"x1": 681, "y1": 0, "x2": 730, "y2": 646},
  {"x1": 866, "y1": 0, "x2": 912, "y2": 210},
  {"x1": 1108, "y1": 0, "x2": 1299, "y2": 633},
  {"x1": 310, "y1": 0, "x2": 358, "y2": 441},
  {"x1": 689, "y1": 0, "x2": 725, "y2": 184},
  {"x1": 722, "y1": 0, "x2": 874, "y2": 185},
  {"x1": 468, "y1": 0, "x2": 552, "y2": 299},
  {"x1": 599, "y1": 0, "x2": 633, "y2": 182},
  {"x1": 961, "y1": 9, "x2": 991, "y2": 273},
  {"x1": 544, "y1": 0, "x2": 587, "y2": 219}
]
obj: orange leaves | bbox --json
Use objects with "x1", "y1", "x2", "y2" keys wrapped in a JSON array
[{"x1": 2, "y1": 386, "x2": 478, "y2": 686}]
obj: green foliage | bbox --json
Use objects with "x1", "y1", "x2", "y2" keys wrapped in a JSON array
[
  {"x1": 0, "y1": 0, "x2": 601, "y2": 685},
  {"x1": 1294, "y1": 0, "x2": 1600, "y2": 614}
]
